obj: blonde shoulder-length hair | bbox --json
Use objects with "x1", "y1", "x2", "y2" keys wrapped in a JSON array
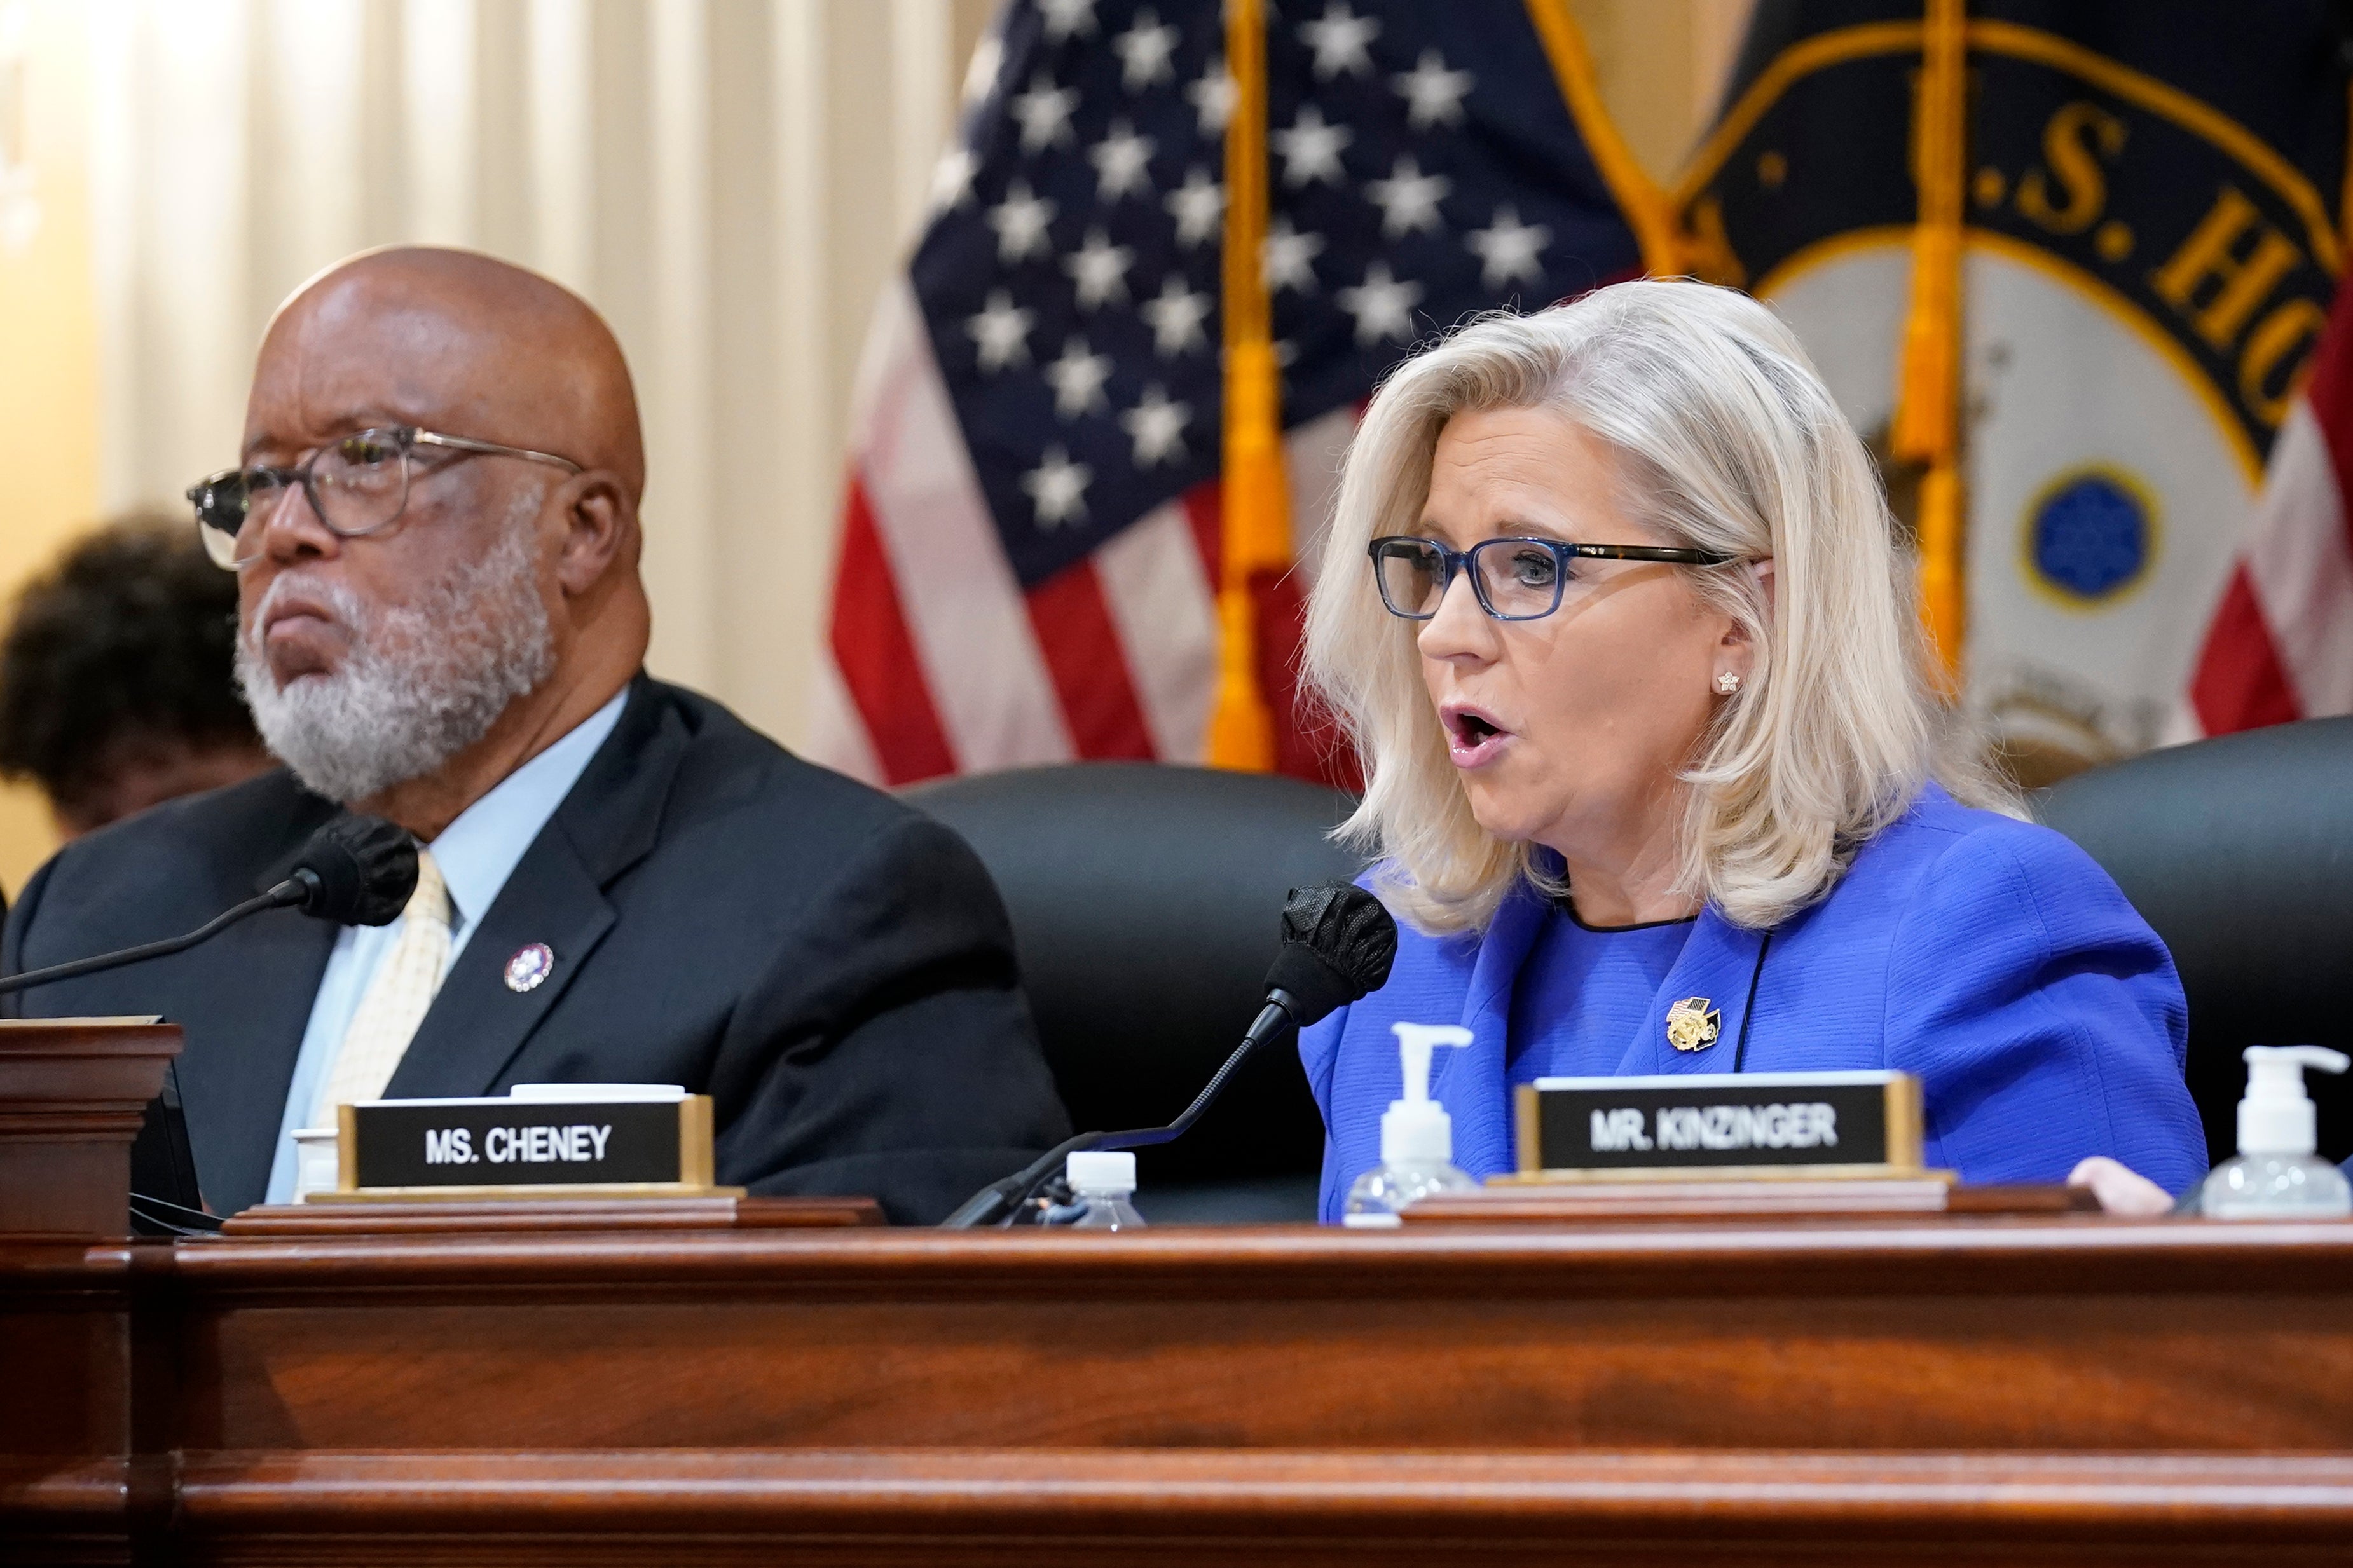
[{"x1": 1303, "y1": 278, "x2": 2013, "y2": 936}]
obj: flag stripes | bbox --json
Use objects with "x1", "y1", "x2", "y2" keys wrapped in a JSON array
[
  {"x1": 2189, "y1": 292, "x2": 2353, "y2": 734},
  {"x1": 821, "y1": 280, "x2": 1364, "y2": 786},
  {"x1": 1024, "y1": 557, "x2": 1158, "y2": 761}
]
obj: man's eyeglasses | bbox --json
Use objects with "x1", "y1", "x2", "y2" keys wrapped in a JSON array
[
  {"x1": 185, "y1": 425, "x2": 583, "y2": 571},
  {"x1": 1368, "y1": 535, "x2": 1737, "y2": 622}
]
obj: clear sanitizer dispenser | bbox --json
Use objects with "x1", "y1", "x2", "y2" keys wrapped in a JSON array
[
  {"x1": 1342, "y1": 1023, "x2": 1478, "y2": 1228},
  {"x1": 2199, "y1": 1045, "x2": 2352, "y2": 1219}
]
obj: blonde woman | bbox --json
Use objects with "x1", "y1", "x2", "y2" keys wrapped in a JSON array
[{"x1": 1298, "y1": 279, "x2": 2206, "y2": 1218}]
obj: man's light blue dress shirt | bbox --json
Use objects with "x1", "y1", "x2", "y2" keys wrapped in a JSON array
[{"x1": 261, "y1": 691, "x2": 627, "y2": 1203}]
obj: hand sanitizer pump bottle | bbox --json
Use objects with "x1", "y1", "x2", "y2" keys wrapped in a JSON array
[
  {"x1": 2199, "y1": 1046, "x2": 2352, "y2": 1219},
  {"x1": 1342, "y1": 1023, "x2": 1478, "y2": 1228}
]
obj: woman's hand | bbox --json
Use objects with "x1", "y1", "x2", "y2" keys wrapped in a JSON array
[{"x1": 2068, "y1": 1155, "x2": 2177, "y2": 1215}]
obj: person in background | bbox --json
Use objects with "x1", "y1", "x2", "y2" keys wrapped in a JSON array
[
  {"x1": 0, "y1": 517, "x2": 273, "y2": 837},
  {"x1": 1296, "y1": 280, "x2": 2209, "y2": 1220}
]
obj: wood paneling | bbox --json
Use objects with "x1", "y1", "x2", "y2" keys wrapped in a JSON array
[
  {"x1": 0, "y1": 1021, "x2": 179, "y2": 1235},
  {"x1": 168, "y1": 1448, "x2": 2353, "y2": 1558},
  {"x1": 9, "y1": 1216, "x2": 2353, "y2": 1563},
  {"x1": 218, "y1": 1194, "x2": 883, "y2": 1236}
]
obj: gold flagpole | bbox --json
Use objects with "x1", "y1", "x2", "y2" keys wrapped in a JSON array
[
  {"x1": 1891, "y1": 0, "x2": 1968, "y2": 683},
  {"x1": 1206, "y1": 0, "x2": 1287, "y2": 772}
]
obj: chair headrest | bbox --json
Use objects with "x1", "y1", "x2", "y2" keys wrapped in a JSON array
[
  {"x1": 2038, "y1": 716, "x2": 2353, "y2": 1052},
  {"x1": 908, "y1": 763, "x2": 1363, "y2": 1181}
]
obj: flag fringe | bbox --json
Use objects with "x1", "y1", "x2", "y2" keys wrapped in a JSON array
[{"x1": 1892, "y1": 0, "x2": 1968, "y2": 682}]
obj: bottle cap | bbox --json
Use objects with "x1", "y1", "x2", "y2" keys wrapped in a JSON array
[
  {"x1": 1381, "y1": 1023, "x2": 1472, "y2": 1164},
  {"x1": 1066, "y1": 1150, "x2": 1137, "y2": 1193},
  {"x1": 2238, "y1": 1045, "x2": 2350, "y2": 1156}
]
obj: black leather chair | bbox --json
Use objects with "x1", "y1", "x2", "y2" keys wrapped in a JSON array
[
  {"x1": 2037, "y1": 716, "x2": 2353, "y2": 1164},
  {"x1": 906, "y1": 763, "x2": 1362, "y2": 1222}
]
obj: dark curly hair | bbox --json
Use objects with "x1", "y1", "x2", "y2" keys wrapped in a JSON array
[{"x1": 0, "y1": 515, "x2": 259, "y2": 817}]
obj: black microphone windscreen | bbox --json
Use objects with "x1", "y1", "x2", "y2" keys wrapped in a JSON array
[
  {"x1": 292, "y1": 815, "x2": 418, "y2": 926},
  {"x1": 1263, "y1": 882, "x2": 1398, "y2": 1028}
]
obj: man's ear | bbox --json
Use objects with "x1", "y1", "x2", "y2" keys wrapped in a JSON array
[{"x1": 552, "y1": 471, "x2": 635, "y2": 595}]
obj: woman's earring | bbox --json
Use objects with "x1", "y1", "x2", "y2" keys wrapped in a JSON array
[{"x1": 1714, "y1": 671, "x2": 1742, "y2": 695}]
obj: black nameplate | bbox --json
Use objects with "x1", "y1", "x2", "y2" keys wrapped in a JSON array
[
  {"x1": 1517, "y1": 1072, "x2": 1922, "y2": 1175},
  {"x1": 350, "y1": 1099, "x2": 686, "y2": 1189}
]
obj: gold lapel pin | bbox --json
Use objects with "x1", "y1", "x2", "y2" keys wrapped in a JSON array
[{"x1": 1665, "y1": 996, "x2": 1721, "y2": 1052}]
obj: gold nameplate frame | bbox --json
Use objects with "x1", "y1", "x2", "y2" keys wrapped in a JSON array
[
  {"x1": 1509, "y1": 1070, "x2": 1936, "y2": 1183},
  {"x1": 314, "y1": 1093, "x2": 741, "y2": 1203}
]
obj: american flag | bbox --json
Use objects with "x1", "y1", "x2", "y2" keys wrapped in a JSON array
[
  {"x1": 2186, "y1": 275, "x2": 2353, "y2": 735},
  {"x1": 813, "y1": 0, "x2": 1645, "y2": 786}
]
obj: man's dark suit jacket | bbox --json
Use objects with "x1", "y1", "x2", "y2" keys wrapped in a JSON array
[{"x1": 0, "y1": 676, "x2": 1069, "y2": 1222}]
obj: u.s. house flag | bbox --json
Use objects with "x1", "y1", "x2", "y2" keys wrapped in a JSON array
[
  {"x1": 812, "y1": 0, "x2": 1661, "y2": 787},
  {"x1": 1678, "y1": 0, "x2": 2350, "y2": 784}
]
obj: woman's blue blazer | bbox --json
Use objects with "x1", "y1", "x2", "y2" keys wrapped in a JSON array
[{"x1": 1298, "y1": 784, "x2": 2210, "y2": 1220}]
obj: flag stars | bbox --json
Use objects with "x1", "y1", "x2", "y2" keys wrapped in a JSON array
[
  {"x1": 1141, "y1": 275, "x2": 1212, "y2": 357},
  {"x1": 1120, "y1": 385, "x2": 1192, "y2": 468},
  {"x1": 1164, "y1": 167, "x2": 1224, "y2": 248},
  {"x1": 1273, "y1": 106, "x2": 1353, "y2": 187},
  {"x1": 1299, "y1": 2, "x2": 1380, "y2": 80},
  {"x1": 1186, "y1": 59, "x2": 1237, "y2": 137},
  {"x1": 1036, "y1": 0, "x2": 1097, "y2": 44},
  {"x1": 960, "y1": 291, "x2": 1035, "y2": 374},
  {"x1": 965, "y1": 289, "x2": 1036, "y2": 373},
  {"x1": 1089, "y1": 119, "x2": 1157, "y2": 203},
  {"x1": 1112, "y1": 7, "x2": 1179, "y2": 91},
  {"x1": 1392, "y1": 48, "x2": 1472, "y2": 130},
  {"x1": 1064, "y1": 227, "x2": 1136, "y2": 310},
  {"x1": 1012, "y1": 74, "x2": 1080, "y2": 153},
  {"x1": 1338, "y1": 261, "x2": 1423, "y2": 345},
  {"x1": 1263, "y1": 215, "x2": 1326, "y2": 294},
  {"x1": 987, "y1": 180, "x2": 1059, "y2": 263},
  {"x1": 1022, "y1": 445, "x2": 1094, "y2": 528},
  {"x1": 1468, "y1": 205, "x2": 1550, "y2": 288},
  {"x1": 1044, "y1": 337, "x2": 1115, "y2": 418},
  {"x1": 1367, "y1": 155, "x2": 1451, "y2": 238}
]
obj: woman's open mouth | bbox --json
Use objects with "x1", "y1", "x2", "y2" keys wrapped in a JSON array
[{"x1": 1442, "y1": 704, "x2": 1513, "y2": 767}]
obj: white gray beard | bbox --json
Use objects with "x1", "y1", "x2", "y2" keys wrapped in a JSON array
[{"x1": 235, "y1": 514, "x2": 557, "y2": 803}]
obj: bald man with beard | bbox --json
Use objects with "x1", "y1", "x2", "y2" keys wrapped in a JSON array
[{"x1": 1, "y1": 247, "x2": 1069, "y2": 1223}]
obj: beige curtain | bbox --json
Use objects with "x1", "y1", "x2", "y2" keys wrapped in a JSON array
[{"x1": 85, "y1": 0, "x2": 993, "y2": 750}]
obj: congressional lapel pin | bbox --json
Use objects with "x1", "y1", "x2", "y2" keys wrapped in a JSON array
[
  {"x1": 504, "y1": 943, "x2": 555, "y2": 994},
  {"x1": 1664, "y1": 996, "x2": 1721, "y2": 1052}
]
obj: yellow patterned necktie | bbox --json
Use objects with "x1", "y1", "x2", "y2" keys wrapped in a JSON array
[{"x1": 312, "y1": 847, "x2": 452, "y2": 1121}]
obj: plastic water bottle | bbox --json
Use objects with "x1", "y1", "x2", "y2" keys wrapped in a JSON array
[
  {"x1": 1065, "y1": 1150, "x2": 1146, "y2": 1230},
  {"x1": 1343, "y1": 1022, "x2": 1479, "y2": 1227},
  {"x1": 2199, "y1": 1046, "x2": 2353, "y2": 1219}
]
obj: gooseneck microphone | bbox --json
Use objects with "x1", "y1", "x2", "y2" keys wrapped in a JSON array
[
  {"x1": 940, "y1": 882, "x2": 1399, "y2": 1229},
  {"x1": 0, "y1": 815, "x2": 419, "y2": 997}
]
